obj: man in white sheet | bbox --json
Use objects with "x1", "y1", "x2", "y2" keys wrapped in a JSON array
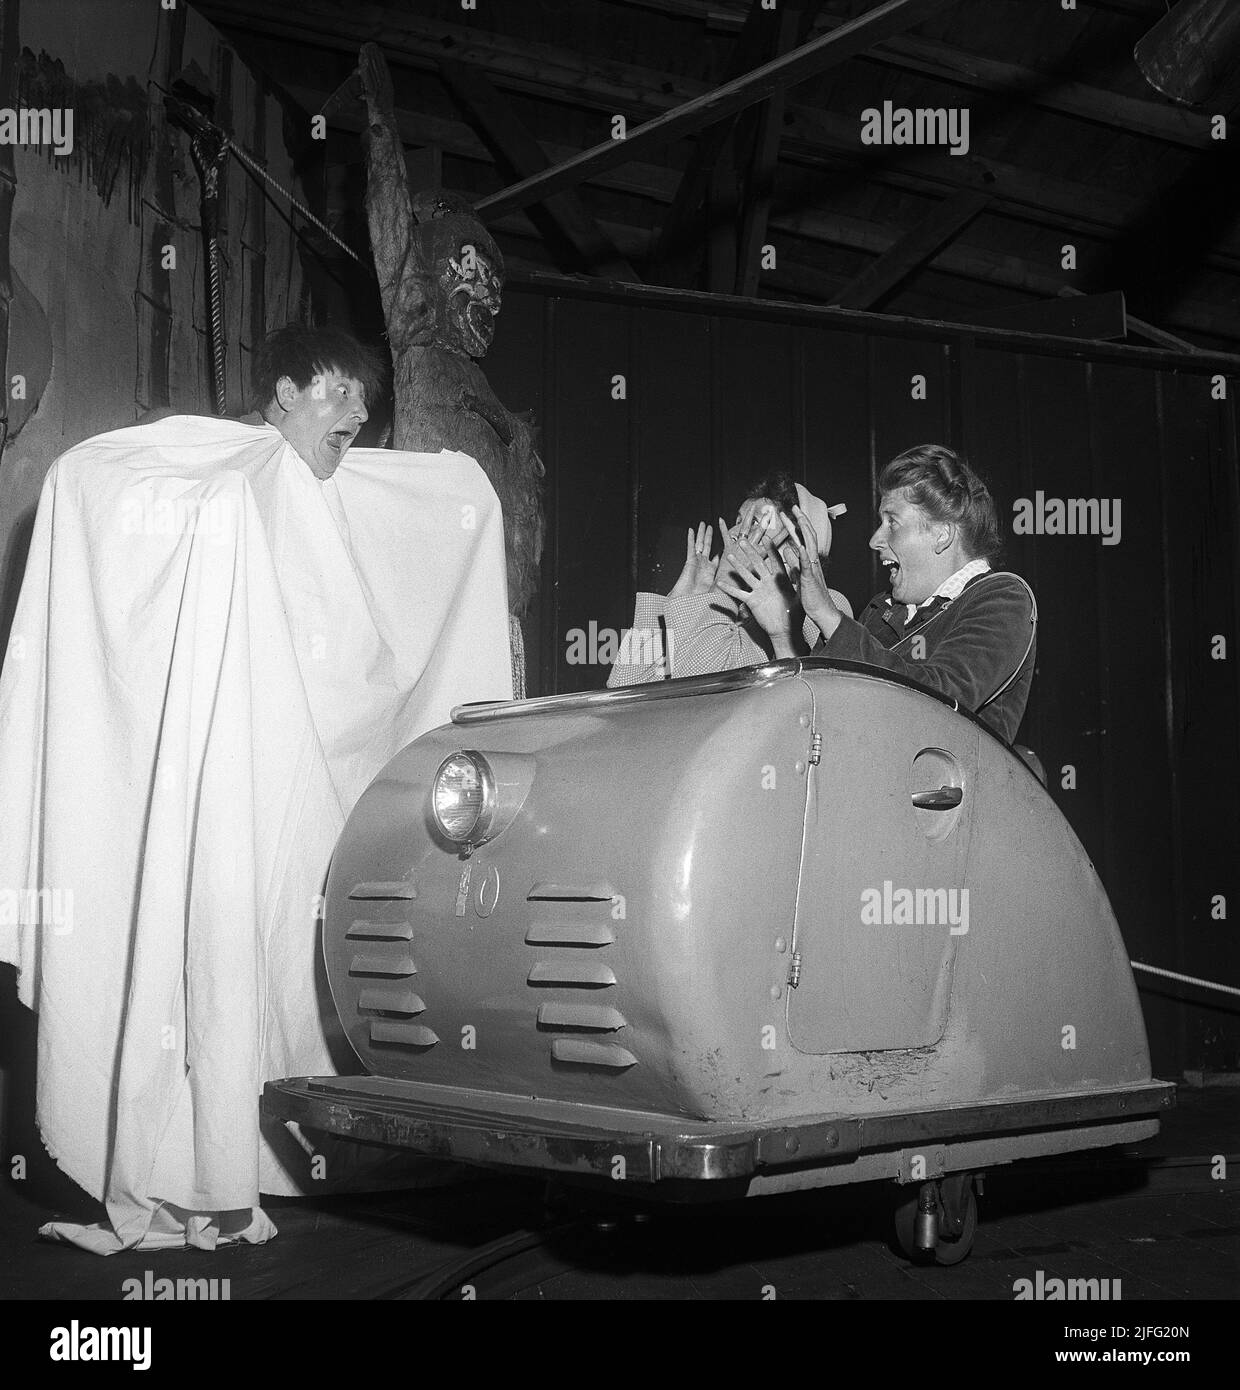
[{"x1": 0, "y1": 322, "x2": 513, "y2": 1255}]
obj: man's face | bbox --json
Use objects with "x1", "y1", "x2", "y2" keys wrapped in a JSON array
[
  {"x1": 273, "y1": 369, "x2": 368, "y2": 480},
  {"x1": 869, "y1": 489, "x2": 947, "y2": 605}
]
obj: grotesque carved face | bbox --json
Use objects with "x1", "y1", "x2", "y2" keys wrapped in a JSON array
[
  {"x1": 444, "y1": 237, "x2": 503, "y2": 357},
  {"x1": 412, "y1": 199, "x2": 505, "y2": 359}
]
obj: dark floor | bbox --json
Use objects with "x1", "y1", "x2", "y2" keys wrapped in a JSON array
[{"x1": 1, "y1": 1085, "x2": 1237, "y2": 1301}]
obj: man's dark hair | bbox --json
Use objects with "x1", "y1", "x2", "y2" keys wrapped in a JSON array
[
  {"x1": 743, "y1": 470, "x2": 799, "y2": 516},
  {"x1": 250, "y1": 324, "x2": 388, "y2": 412},
  {"x1": 879, "y1": 444, "x2": 1002, "y2": 563}
]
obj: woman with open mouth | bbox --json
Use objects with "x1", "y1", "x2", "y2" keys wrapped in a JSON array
[{"x1": 720, "y1": 444, "x2": 1038, "y2": 747}]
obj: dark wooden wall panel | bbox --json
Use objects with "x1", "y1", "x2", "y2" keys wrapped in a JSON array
[
  {"x1": 713, "y1": 317, "x2": 795, "y2": 524},
  {"x1": 1017, "y1": 357, "x2": 1107, "y2": 870},
  {"x1": 1088, "y1": 361, "x2": 1180, "y2": 1071},
  {"x1": 546, "y1": 297, "x2": 632, "y2": 693},
  {"x1": 965, "y1": 348, "x2": 1040, "y2": 749},
  {"x1": 1160, "y1": 370, "x2": 1240, "y2": 1071},
  {"x1": 870, "y1": 337, "x2": 953, "y2": 479},
  {"x1": 798, "y1": 327, "x2": 876, "y2": 610},
  {"x1": 633, "y1": 310, "x2": 713, "y2": 598}
]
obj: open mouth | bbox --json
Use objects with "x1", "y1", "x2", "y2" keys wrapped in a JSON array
[
  {"x1": 881, "y1": 556, "x2": 901, "y2": 585},
  {"x1": 465, "y1": 300, "x2": 495, "y2": 349},
  {"x1": 450, "y1": 291, "x2": 497, "y2": 354},
  {"x1": 325, "y1": 428, "x2": 355, "y2": 456}
]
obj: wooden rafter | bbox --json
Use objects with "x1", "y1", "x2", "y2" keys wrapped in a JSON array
[
  {"x1": 608, "y1": 0, "x2": 1163, "y2": 23},
  {"x1": 831, "y1": 188, "x2": 991, "y2": 309},
  {"x1": 707, "y1": 141, "x2": 739, "y2": 294},
  {"x1": 438, "y1": 58, "x2": 639, "y2": 282},
  {"x1": 1055, "y1": 286, "x2": 1199, "y2": 352},
  {"x1": 472, "y1": 0, "x2": 960, "y2": 219},
  {"x1": 968, "y1": 289, "x2": 1127, "y2": 340},
  {"x1": 293, "y1": 95, "x2": 1239, "y2": 343},
  {"x1": 652, "y1": 0, "x2": 776, "y2": 286},
  {"x1": 202, "y1": 5, "x2": 1240, "y2": 272},
  {"x1": 734, "y1": 0, "x2": 814, "y2": 297},
  {"x1": 609, "y1": 0, "x2": 1214, "y2": 149},
  {"x1": 485, "y1": 209, "x2": 1233, "y2": 346}
]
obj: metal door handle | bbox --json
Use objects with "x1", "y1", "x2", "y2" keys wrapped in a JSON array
[{"x1": 911, "y1": 785, "x2": 963, "y2": 810}]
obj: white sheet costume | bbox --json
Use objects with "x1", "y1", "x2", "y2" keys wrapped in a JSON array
[{"x1": 0, "y1": 416, "x2": 512, "y2": 1252}]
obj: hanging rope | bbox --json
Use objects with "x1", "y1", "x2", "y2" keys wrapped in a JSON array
[
  {"x1": 165, "y1": 88, "x2": 378, "y2": 415},
  {"x1": 223, "y1": 135, "x2": 366, "y2": 268},
  {"x1": 187, "y1": 126, "x2": 230, "y2": 415}
]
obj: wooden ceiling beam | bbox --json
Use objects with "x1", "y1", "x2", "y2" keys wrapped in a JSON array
[
  {"x1": 438, "y1": 58, "x2": 639, "y2": 282},
  {"x1": 292, "y1": 90, "x2": 1240, "y2": 320},
  {"x1": 735, "y1": 1, "x2": 815, "y2": 297},
  {"x1": 199, "y1": 0, "x2": 964, "y2": 212},
  {"x1": 605, "y1": 0, "x2": 1165, "y2": 24},
  {"x1": 201, "y1": 4, "x2": 1240, "y2": 268},
  {"x1": 408, "y1": 132, "x2": 1230, "y2": 341},
  {"x1": 1054, "y1": 285, "x2": 1198, "y2": 352},
  {"x1": 297, "y1": 90, "x2": 1234, "y2": 344},
  {"x1": 967, "y1": 289, "x2": 1128, "y2": 339},
  {"x1": 483, "y1": 209, "x2": 1234, "y2": 342},
  {"x1": 472, "y1": 0, "x2": 961, "y2": 219},
  {"x1": 652, "y1": 0, "x2": 779, "y2": 286},
  {"x1": 831, "y1": 187, "x2": 991, "y2": 309},
  {"x1": 605, "y1": 0, "x2": 1215, "y2": 148}
]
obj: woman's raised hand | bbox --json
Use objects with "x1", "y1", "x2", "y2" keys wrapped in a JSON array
[
  {"x1": 715, "y1": 533, "x2": 795, "y2": 643},
  {"x1": 668, "y1": 522, "x2": 719, "y2": 598},
  {"x1": 781, "y1": 505, "x2": 840, "y2": 634}
]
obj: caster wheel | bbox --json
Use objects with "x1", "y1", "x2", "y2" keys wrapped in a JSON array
[{"x1": 894, "y1": 1174, "x2": 977, "y2": 1266}]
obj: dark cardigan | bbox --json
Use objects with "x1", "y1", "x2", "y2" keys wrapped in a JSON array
[{"x1": 814, "y1": 570, "x2": 1037, "y2": 744}]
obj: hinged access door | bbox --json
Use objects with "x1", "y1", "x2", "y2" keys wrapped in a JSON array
[{"x1": 786, "y1": 674, "x2": 979, "y2": 1054}]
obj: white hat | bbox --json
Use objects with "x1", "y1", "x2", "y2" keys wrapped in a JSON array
[{"x1": 794, "y1": 483, "x2": 845, "y2": 557}]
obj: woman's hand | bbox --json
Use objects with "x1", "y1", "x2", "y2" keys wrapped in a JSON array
[
  {"x1": 781, "y1": 505, "x2": 842, "y2": 639},
  {"x1": 713, "y1": 512, "x2": 775, "y2": 588},
  {"x1": 715, "y1": 534, "x2": 797, "y2": 652},
  {"x1": 668, "y1": 522, "x2": 718, "y2": 598}
]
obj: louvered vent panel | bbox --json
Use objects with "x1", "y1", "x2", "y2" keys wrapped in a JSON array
[
  {"x1": 528, "y1": 962, "x2": 617, "y2": 987},
  {"x1": 349, "y1": 880, "x2": 417, "y2": 900},
  {"x1": 370, "y1": 1022, "x2": 438, "y2": 1047},
  {"x1": 525, "y1": 922, "x2": 615, "y2": 946},
  {"x1": 357, "y1": 988, "x2": 425, "y2": 1015},
  {"x1": 347, "y1": 919, "x2": 413, "y2": 940},
  {"x1": 527, "y1": 881, "x2": 616, "y2": 902},
  {"x1": 537, "y1": 1003, "x2": 626, "y2": 1031},
  {"x1": 551, "y1": 1039, "x2": 637, "y2": 1068},
  {"x1": 524, "y1": 878, "x2": 634, "y2": 1068},
  {"x1": 349, "y1": 953, "x2": 417, "y2": 977}
]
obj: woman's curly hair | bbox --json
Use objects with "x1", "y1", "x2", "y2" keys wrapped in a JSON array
[{"x1": 879, "y1": 444, "x2": 1002, "y2": 563}]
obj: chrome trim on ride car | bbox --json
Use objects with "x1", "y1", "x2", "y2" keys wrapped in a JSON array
[
  {"x1": 452, "y1": 662, "x2": 793, "y2": 723},
  {"x1": 264, "y1": 1078, "x2": 1176, "y2": 1184}
]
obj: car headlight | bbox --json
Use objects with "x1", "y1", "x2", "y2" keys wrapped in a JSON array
[{"x1": 432, "y1": 751, "x2": 496, "y2": 845}]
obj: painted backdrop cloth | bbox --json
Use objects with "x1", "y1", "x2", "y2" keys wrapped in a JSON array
[{"x1": 0, "y1": 416, "x2": 512, "y2": 1252}]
